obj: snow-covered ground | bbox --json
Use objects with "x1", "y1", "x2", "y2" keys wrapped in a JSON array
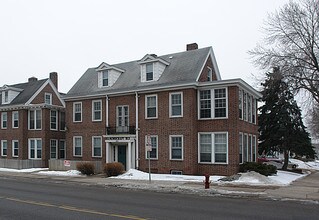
[{"x1": 0, "y1": 159, "x2": 318, "y2": 186}]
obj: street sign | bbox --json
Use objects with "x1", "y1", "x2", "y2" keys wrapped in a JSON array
[{"x1": 146, "y1": 135, "x2": 152, "y2": 151}]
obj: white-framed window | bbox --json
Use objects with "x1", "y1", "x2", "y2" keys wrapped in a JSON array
[
  {"x1": 50, "y1": 110, "x2": 58, "y2": 130},
  {"x1": 28, "y1": 138, "x2": 42, "y2": 159},
  {"x1": 146, "y1": 63, "x2": 154, "y2": 81},
  {"x1": 73, "y1": 136, "x2": 82, "y2": 157},
  {"x1": 145, "y1": 95, "x2": 158, "y2": 119},
  {"x1": 4, "y1": 91, "x2": 9, "y2": 103},
  {"x1": 117, "y1": 105, "x2": 129, "y2": 132},
  {"x1": 12, "y1": 140, "x2": 19, "y2": 157},
  {"x1": 199, "y1": 88, "x2": 228, "y2": 119},
  {"x1": 248, "y1": 135, "x2": 252, "y2": 162},
  {"x1": 45, "y1": 93, "x2": 52, "y2": 105},
  {"x1": 92, "y1": 100, "x2": 102, "y2": 121},
  {"x1": 12, "y1": 111, "x2": 19, "y2": 128},
  {"x1": 252, "y1": 98, "x2": 256, "y2": 124},
  {"x1": 207, "y1": 67, "x2": 213, "y2": 81},
  {"x1": 1, "y1": 140, "x2": 7, "y2": 156},
  {"x1": 198, "y1": 132, "x2": 228, "y2": 164},
  {"x1": 50, "y1": 139, "x2": 58, "y2": 159},
  {"x1": 102, "y1": 70, "x2": 108, "y2": 87},
  {"x1": 73, "y1": 102, "x2": 82, "y2": 122},
  {"x1": 169, "y1": 92, "x2": 183, "y2": 118},
  {"x1": 145, "y1": 135, "x2": 158, "y2": 159},
  {"x1": 243, "y1": 133, "x2": 248, "y2": 162},
  {"x1": 170, "y1": 135, "x2": 183, "y2": 160},
  {"x1": 243, "y1": 92, "x2": 247, "y2": 121},
  {"x1": 28, "y1": 109, "x2": 42, "y2": 130},
  {"x1": 92, "y1": 136, "x2": 102, "y2": 157},
  {"x1": 60, "y1": 111, "x2": 66, "y2": 131},
  {"x1": 1, "y1": 112, "x2": 7, "y2": 129},
  {"x1": 252, "y1": 135, "x2": 257, "y2": 162},
  {"x1": 59, "y1": 140, "x2": 66, "y2": 159},
  {"x1": 239, "y1": 89, "x2": 243, "y2": 120},
  {"x1": 248, "y1": 95, "x2": 252, "y2": 123},
  {"x1": 239, "y1": 133, "x2": 243, "y2": 164}
]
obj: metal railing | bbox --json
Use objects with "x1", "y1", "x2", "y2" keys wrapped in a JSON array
[{"x1": 106, "y1": 126, "x2": 136, "y2": 135}]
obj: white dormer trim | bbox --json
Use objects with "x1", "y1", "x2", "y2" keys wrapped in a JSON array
[
  {"x1": 96, "y1": 62, "x2": 125, "y2": 88},
  {"x1": 1, "y1": 85, "x2": 24, "y2": 105},
  {"x1": 138, "y1": 54, "x2": 170, "y2": 83}
]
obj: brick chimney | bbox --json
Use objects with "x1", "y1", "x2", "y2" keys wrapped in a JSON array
[
  {"x1": 186, "y1": 43, "x2": 198, "y2": 51},
  {"x1": 50, "y1": 72, "x2": 58, "y2": 90},
  {"x1": 28, "y1": 77, "x2": 38, "y2": 82}
]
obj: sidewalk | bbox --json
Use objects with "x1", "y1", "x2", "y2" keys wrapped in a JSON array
[{"x1": 1, "y1": 170, "x2": 319, "y2": 203}]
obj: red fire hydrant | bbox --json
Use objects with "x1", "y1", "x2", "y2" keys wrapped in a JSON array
[{"x1": 204, "y1": 174, "x2": 210, "y2": 189}]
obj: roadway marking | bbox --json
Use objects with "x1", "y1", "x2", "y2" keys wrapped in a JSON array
[{"x1": 2, "y1": 196, "x2": 147, "y2": 220}]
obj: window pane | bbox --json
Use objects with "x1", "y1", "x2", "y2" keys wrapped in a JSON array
[
  {"x1": 200, "y1": 134, "x2": 211, "y2": 162},
  {"x1": 200, "y1": 90, "x2": 211, "y2": 118}
]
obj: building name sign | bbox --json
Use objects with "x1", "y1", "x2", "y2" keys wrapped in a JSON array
[{"x1": 105, "y1": 136, "x2": 133, "y2": 142}]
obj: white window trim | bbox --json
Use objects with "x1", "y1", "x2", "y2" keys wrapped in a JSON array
[
  {"x1": 198, "y1": 132, "x2": 228, "y2": 164},
  {"x1": 12, "y1": 140, "x2": 19, "y2": 157},
  {"x1": 145, "y1": 63, "x2": 154, "y2": 82},
  {"x1": 102, "y1": 70, "x2": 109, "y2": 87},
  {"x1": 73, "y1": 102, "x2": 82, "y2": 123},
  {"x1": 116, "y1": 105, "x2": 129, "y2": 127},
  {"x1": 28, "y1": 109, "x2": 42, "y2": 130},
  {"x1": 1, "y1": 140, "x2": 7, "y2": 157},
  {"x1": 145, "y1": 135, "x2": 158, "y2": 160},
  {"x1": 1, "y1": 112, "x2": 7, "y2": 129},
  {"x1": 59, "y1": 139, "x2": 66, "y2": 159},
  {"x1": 145, "y1": 94, "x2": 158, "y2": 119},
  {"x1": 73, "y1": 136, "x2": 83, "y2": 157},
  {"x1": 239, "y1": 132, "x2": 243, "y2": 164},
  {"x1": 198, "y1": 88, "x2": 228, "y2": 120},
  {"x1": 169, "y1": 92, "x2": 183, "y2": 118},
  {"x1": 28, "y1": 138, "x2": 42, "y2": 160},
  {"x1": 45, "y1": 93, "x2": 52, "y2": 105},
  {"x1": 92, "y1": 100, "x2": 102, "y2": 122},
  {"x1": 92, "y1": 136, "x2": 102, "y2": 158},
  {"x1": 252, "y1": 135, "x2": 257, "y2": 162},
  {"x1": 207, "y1": 67, "x2": 213, "y2": 81},
  {"x1": 50, "y1": 139, "x2": 58, "y2": 159},
  {"x1": 243, "y1": 133, "x2": 248, "y2": 163},
  {"x1": 50, "y1": 110, "x2": 58, "y2": 131},
  {"x1": 169, "y1": 135, "x2": 184, "y2": 161},
  {"x1": 12, "y1": 111, "x2": 19, "y2": 128}
]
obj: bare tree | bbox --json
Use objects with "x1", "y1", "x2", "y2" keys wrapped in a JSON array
[
  {"x1": 307, "y1": 103, "x2": 319, "y2": 139},
  {"x1": 250, "y1": 0, "x2": 319, "y2": 104}
]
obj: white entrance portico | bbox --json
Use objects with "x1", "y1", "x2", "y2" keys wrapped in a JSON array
[{"x1": 104, "y1": 135, "x2": 136, "y2": 170}]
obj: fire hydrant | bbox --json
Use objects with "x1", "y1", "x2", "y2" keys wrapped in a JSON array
[{"x1": 204, "y1": 174, "x2": 211, "y2": 189}]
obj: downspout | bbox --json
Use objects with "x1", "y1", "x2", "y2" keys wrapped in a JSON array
[
  {"x1": 105, "y1": 95, "x2": 109, "y2": 163},
  {"x1": 135, "y1": 92, "x2": 139, "y2": 169}
]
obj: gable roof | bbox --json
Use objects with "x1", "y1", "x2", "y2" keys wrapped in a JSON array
[
  {"x1": 0, "y1": 79, "x2": 47, "y2": 107},
  {"x1": 65, "y1": 47, "x2": 214, "y2": 98}
]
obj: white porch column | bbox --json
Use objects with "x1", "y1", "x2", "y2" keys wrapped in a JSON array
[
  {"x1": 128, "y1": 142, "x2": 132, "y2": 170},
  {"x1": 105, "y1": 142, "x2": 110, "y2": 163}
]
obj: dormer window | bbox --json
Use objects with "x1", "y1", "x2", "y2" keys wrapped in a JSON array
[
  {"x1": 102, "y1": 71, "x2": 109, "y2": 87},
  {"x1": 146, "y1": 63, "x2": 154, "y2": 81},
  {"x1": 138, "y1": 54, "x2": 170, "y2": 83},
  {"x1": 4, "y1": 91, "x2": 8, "y2": 103},
  {"x1": 96, "y1": 62, "x2": 125, "y2": 88}
]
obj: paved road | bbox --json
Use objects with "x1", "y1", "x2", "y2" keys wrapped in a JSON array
[{"x1": 0, "y1": 175, "x2": 318, "y2": 220}]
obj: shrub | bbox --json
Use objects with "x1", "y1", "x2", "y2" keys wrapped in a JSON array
[
  {"x1": 239, "y1": 162, "x2": 277, "y2": 176},
  {"x1": 76, "y1": 162, "x2": 95, "y2": 175},
  {"x1": 104, "y1": 162, "x2": 125, "y2": 177}
]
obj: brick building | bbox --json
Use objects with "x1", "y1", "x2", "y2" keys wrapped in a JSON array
[
  {"x1": 64, "y1": 43, "x2": 261, "y2": 176},
  {"x1": 0, "y1": 73, "x2": 66, "y2": 169}
]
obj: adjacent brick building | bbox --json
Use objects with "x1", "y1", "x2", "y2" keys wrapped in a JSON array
[
  {"x1": 0, "y1": 73, "x2": 66, "y2": 168},
  {"x1": 64, "y1": 43, "x2": 261, "y2": 176}
]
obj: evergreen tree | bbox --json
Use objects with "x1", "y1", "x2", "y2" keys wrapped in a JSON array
[{"x1": 259, "y1": 67, "x2": 315, "y2": 170}]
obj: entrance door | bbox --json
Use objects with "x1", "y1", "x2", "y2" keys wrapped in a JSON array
[{"x1": 118, "y1": 145, "x2": 127, "y2": 170}]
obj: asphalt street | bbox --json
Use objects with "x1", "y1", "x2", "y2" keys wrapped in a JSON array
[{"x1": 0, "y1": 175, "x2": 318, "y2": 220}]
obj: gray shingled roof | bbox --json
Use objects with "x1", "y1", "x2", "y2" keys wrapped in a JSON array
[
  {"x1": 0, "y1": 79, "x2": 47, "y2": 107},
  {"x1": 65, "y1": 47, "x2": 211, "y2": 98}
]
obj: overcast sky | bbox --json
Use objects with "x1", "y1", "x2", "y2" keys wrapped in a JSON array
[{"x1": 0, "y1": 0, "x2": 290, "y2": 93}]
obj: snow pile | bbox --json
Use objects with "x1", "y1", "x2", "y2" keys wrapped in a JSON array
[
  {"x1": 233, "y1": 171, "x2": 277, "y2": 185},
  {"x1": 111, "y1": 169, "x2": 223, "y2": 182},
  {"x1": 37, "y1": 170, "x2": 81, "y2": 176},
  {"x1": 0, "y1": 168, "x2": 48, "y2": 173}
]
